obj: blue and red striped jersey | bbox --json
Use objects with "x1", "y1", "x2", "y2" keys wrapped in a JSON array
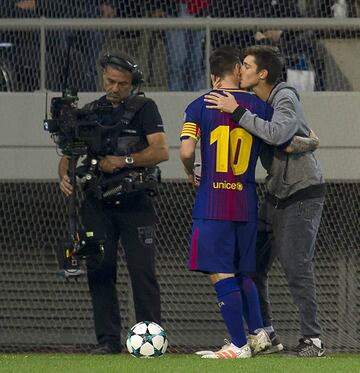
[{"x1": 181, "y1": 89, "x2": 273, "y2": 222}]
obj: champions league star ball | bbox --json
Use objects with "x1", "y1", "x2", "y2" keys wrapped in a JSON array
[{"x1": 126, "y1": 321, "x2": 168, "y2": 358}]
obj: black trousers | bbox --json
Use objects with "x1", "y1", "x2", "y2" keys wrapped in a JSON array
[{"x1": 81, "y1": 196, "x2": 161, "y2": 346}]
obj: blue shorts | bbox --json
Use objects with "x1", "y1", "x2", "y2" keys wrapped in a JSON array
[{"x1": 189, "y1": 219, "x2": 257, "y2": 274}]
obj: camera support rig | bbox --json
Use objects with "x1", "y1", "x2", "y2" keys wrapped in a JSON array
[
  {"x1": 56, "y1": 153, "x2": 103, "y2": 280},
  {"x1": 44, "y1": 36, "x2": 105, "y2": 280}
]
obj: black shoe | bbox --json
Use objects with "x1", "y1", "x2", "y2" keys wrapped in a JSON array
[
  {"x1": 259, "y1": 332, "x2": 284, "y2": 354},
  {"x1": 290, "y1": 338, "x2": 325, "y2": 357},
  {"x1": 91, "y1": 343, "x2": 121, "y2": 355}
]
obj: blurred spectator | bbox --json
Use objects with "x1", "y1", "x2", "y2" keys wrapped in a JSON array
[
  {"x1": 144, "y1": 1, "x2": 168, "y2": 88},
  {"x1": 305, "y1": 1, "x2": 359, "y2": 39},
  {"x1": 2, "y1": 0, "x2": 357, "y2": 92},
  {"x1": 45, "y1": 0, "x2": 103, "y2": 92},
  {"x1": 210, "y1": 1, "x2": 302, "y2": 56},
  {"x1": 164, "y1": 0, "x2": 208, "y2": 91},
  {"x1": 306, "y1": 0, "x2": 358, "y2": 17},
  {"x1": 96, "y1": 0, "x2": 167, "y2": 91},
  {"x1": 210, "y1": 1, "x2": 253, "y2": 51},
  {"x1": 0, "y1": 1, "x2": 40, "y2": 91},
  {"x1": 253, "y1": 0, "x2": 328, "y2": 91},
  {"x1": 0, "y1": 0, "x2": 103, "y2": 91},
  {"x1": 211, "y1": 0, "x2": 327, "y2": 91}
]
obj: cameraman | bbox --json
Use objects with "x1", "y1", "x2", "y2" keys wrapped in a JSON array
[{"x1": 58, "y1": 53, "x2": 169, "y2": 354}]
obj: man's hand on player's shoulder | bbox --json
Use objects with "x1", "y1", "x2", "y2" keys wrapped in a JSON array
[{"x1": 204, "y1": 91, "x2": 239, "y2": 114}]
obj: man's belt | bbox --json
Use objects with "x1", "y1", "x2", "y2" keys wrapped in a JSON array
[{"x1": 265, "y1": 183, "x2": 326, "y2": 209}]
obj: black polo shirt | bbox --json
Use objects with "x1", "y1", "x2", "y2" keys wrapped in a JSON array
[{"x1": 83, "y1": 94, "x2": 165, "y2": 221}]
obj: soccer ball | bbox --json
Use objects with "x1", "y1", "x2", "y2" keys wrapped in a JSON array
[{"x1": 126, "y1": 321, "x2": 168, "y2": 358}]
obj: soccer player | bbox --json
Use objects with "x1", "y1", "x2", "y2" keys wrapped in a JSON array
[
  {"x1": 180, "y1": 47, "x2": 272, "y2": 359},
  {"x1": 204, "y1": 45, "x2": 326, "y2": 357}
]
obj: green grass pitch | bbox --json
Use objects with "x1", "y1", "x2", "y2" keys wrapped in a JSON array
[{"x1": 1, "y1": 353, "x2": 360, "y2": 373}]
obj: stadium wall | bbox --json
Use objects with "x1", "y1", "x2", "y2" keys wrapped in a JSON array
[
  {"x1": 0, "y1": 181, "x2": 359, "y2": 352},
  {"x1": 0, "y1": 92, "x2": 359, "y2": 181},
  {"x1": 1, "y1": 93, "x2": 359, "y2": 352}
]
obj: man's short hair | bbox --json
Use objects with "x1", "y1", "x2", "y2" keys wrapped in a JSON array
[
  {"x1": 99, "y1": 52, "x2": 143, "y2": 85},
  {"x1": 243, "y1": 45, "x2": 284, "y2": 85},
  {"x1": 210, "y1": 46, "x2": 242, "y2": 78}
]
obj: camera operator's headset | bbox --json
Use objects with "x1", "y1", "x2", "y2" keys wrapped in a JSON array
[{"x1": 99, "y1": 54, "x2": 144, "y2": 88}]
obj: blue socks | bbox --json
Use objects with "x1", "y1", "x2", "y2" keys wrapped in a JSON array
[
  {"x1": 236, "y1": 273, "x2": 264, "y2": 334},
  {"x1": 214, "y1": 277, "x2": 247, "y2": 348}
]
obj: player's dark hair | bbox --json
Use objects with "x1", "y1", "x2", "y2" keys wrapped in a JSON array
[
  {"x1": 210, "y1": 46, "x2": 242, "y2": 78},
  {"x1": 243, "y1": 45, "x2": 284, "y2": 85}
]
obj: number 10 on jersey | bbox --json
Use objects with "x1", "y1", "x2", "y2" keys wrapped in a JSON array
[{"x1": 210, "y1": 125, "x2": 253, "y2": 176}]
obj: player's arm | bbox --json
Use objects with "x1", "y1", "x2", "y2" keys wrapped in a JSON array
[
  {"x1": 180, "y1": 137, "x2": 197, "y2": 183},
  {"x1": 284, "y1": 128, "x2": 320, "y2": 154},
  {"x1": 204, "y1": 91, "x2": 298, "y2": 146},
  {"x1": 180, "y1": 122, "x2": 200, "y2": 185},
  {"x1": 180, "y1": 101, "x2": 201, "y2": 185}
]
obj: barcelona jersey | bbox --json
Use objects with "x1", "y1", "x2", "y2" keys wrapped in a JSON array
[{"x1": 181, "y1": 89, "x2": 273, "y2": 222}]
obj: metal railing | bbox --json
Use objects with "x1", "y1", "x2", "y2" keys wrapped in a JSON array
[{"x1": 0, "y1": 17, "x2": 359, "y2": 91}]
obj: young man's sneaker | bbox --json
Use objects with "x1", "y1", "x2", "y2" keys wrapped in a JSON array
[
  {"x1": 201, "y1": 343, "x2": 252, "y2": 359},
  {"x1": 248, "y1": 329, "x2": 271, "y2": 355},
  {"x1": 259, "y1": 332, "x2": 284, "y2": 354},
  {"x1": 290, "y1": 338, "x2": 325, "y2": 357},
  {"x1": 195, "y1": 339, "x2": 230, "y2": 356}
]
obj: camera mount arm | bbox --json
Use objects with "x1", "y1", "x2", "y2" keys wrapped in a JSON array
[
  {"x1": 68, "y1": 154, "x2": 78, "y2": 236},
  {"x1": 62, "y1": 35, "x2": 74, "y2": 96}
]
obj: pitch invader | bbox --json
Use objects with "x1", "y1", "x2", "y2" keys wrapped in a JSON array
[{"x1": 180, "y1": 47, "x2": 272, "y2": 359}]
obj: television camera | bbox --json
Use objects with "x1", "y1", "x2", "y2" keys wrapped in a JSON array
[
  {"x1": 43, "y1": 88, "x2": 109, "y2": 279},
  {"x1": 43, "y1": 88, "x2": 111, "y2": 156}
]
